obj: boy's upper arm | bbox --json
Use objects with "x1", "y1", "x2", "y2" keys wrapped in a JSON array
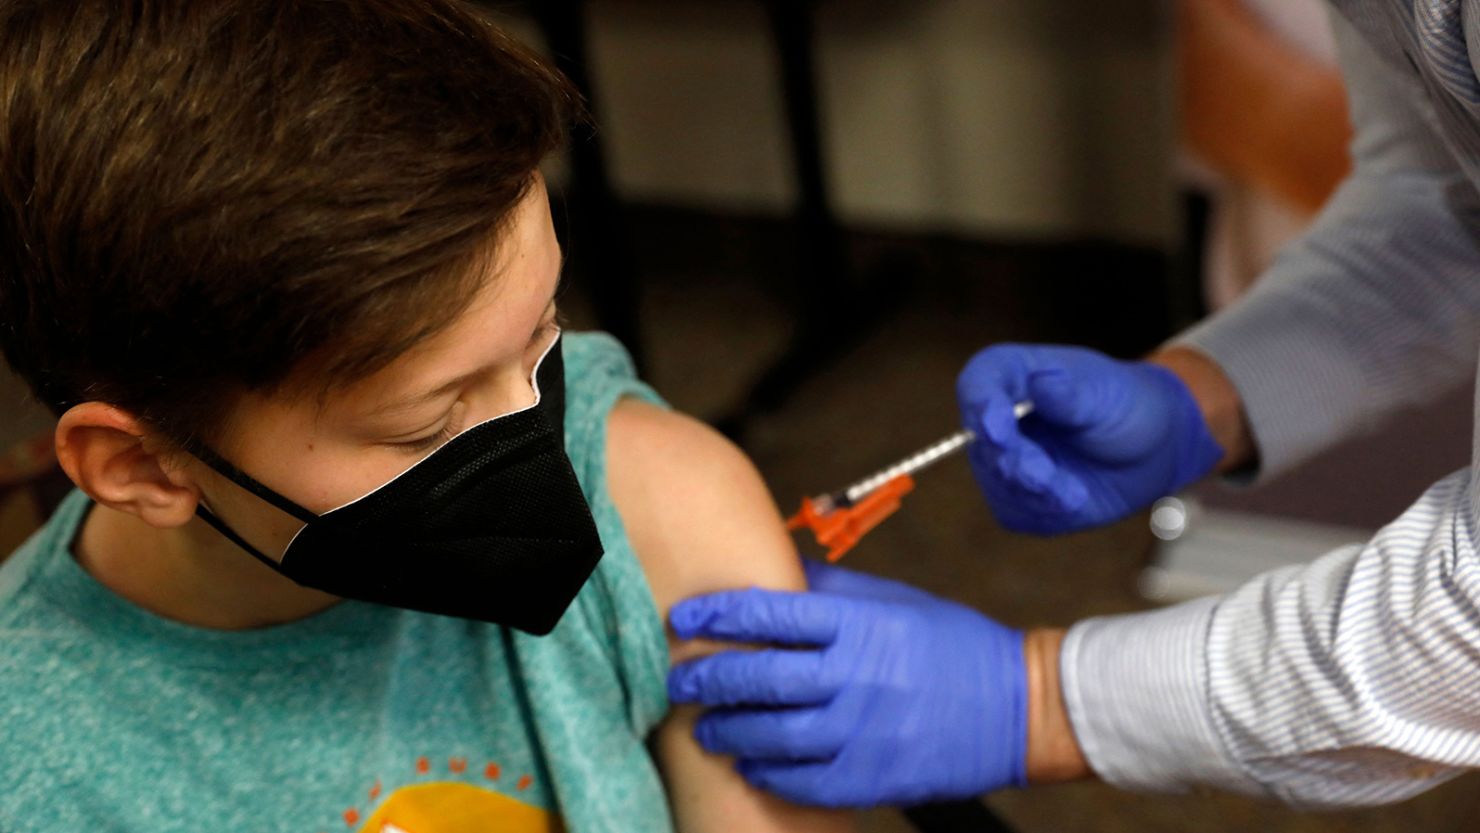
[
  {"x1": 606, "y1": 399, "x2": 854, "y2": 833},
  {"x1": 607, "y1": 399, "x2": 803, "y2": 612}
]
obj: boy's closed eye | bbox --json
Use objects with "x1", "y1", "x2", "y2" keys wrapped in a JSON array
[
  {"x1": 372, "y1": 312, "x2": 562, "y2": 455},
  {"x1": 388, "y1": 400, "x2": 470, "y2": 454}
]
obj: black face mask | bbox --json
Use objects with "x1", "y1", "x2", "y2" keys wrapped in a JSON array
[{"x1": 191, "y1": 334, "x2": 604, "y2": 635}]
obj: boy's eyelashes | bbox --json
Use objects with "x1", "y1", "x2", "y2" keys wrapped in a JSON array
[
  {"x1": 394, "y1": 421, "x2": 459, "y2": 454},
  {"x1": 535, "y1": 311, "x2": 562, "y2": 342},
  {"x1": 390, "y1": 401, "x2": 468, "y2": 454}
]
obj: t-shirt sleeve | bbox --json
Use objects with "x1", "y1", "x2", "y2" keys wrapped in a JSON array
[{"x1": 559, "y1": 332, "x2": 672, "y2": 737}]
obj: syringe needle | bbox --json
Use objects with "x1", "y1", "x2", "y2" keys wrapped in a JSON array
[{"x1": 815, "y1": 400, "x2": 1035, "y2": 512}]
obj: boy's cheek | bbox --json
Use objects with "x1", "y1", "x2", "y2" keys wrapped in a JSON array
[
  {"x1": 206, "y1": 426, "x2": 383, "y2": 517},
  {"x1": 194, "y1": 477, "x2": 305, "y2": 559}
]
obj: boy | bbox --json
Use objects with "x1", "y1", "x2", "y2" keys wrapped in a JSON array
[{"x1": 0, "y1": 1, "x2": 854, "y2": 831}]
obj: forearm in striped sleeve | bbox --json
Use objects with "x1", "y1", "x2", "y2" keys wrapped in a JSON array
[{"x1": 1064, "y1": 470, "x2": 1480, "y2": 807}]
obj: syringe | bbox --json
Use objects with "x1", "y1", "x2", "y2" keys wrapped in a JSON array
[
  {"x1": 788, "y1": 401, "x2": 1034, "y2": 561},
  {"x1": 808, "y1": 401, "x2": 1035, "y2": 516}
]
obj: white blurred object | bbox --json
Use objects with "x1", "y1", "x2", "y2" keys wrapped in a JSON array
[
  {"x1": 1141, "y1": 496, "x2": 1369, "y2": 602},
  {"x1": 1244, "y1": 0, "x2": 1336, "y2": 62},
  {"x1": 1149, "y1": 496, "x2": 1191, "y2": 541}
]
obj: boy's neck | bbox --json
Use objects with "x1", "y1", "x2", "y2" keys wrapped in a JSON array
[{"x1": 74, "y1": 504, "x2": 341, "y2": 631}]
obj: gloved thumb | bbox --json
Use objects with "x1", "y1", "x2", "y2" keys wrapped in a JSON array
[{"x1": 1025, "y1": 368, "x2": 1098, "y2": 430}]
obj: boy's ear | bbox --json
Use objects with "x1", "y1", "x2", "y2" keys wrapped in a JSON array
[{"x1": 55, "y1": 403, "x2": 201, "y2": 529}]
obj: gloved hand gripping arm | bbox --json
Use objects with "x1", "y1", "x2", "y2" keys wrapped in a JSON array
[{"x1": 667, "y1": 561, "x2": 1090, "y2": 808}]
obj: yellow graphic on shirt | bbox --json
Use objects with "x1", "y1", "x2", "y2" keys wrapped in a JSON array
[{"x1": 356, "y1": 782, "x2": 563, "y2": 833}]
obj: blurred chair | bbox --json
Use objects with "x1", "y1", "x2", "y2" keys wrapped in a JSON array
[
  {"x1": 520, "y1": 0, "x2": 648, "y2": 370},
  {"x1": 515, "y1": 0, "x2": 876, "y2": 432},
  {"x1": 0, "y1": 365, "x2": 60, "y2": 558},
  {"x1": 0, "y1": 433, "x2": 66, "y2": 561},
  {"x1": 713, "y1": 0, "x2": 858, "y2": 436}
]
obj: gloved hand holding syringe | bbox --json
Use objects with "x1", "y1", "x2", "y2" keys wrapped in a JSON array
[{"x1": 791, "y1": 343, "x2": 1232, "y2": 558}]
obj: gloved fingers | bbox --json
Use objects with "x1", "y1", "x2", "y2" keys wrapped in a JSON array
[
  {"x1": 956, "y1": 345, "x2": 1032, "y2": 410},
  {"x1": 994, "y1": 443, "x2": 1089, "y2": 515},
  {"x1": 1025, "y1": 367, "x2": 1102, "y2": 430},
  {"x1": 968, "y1": 447, "x2": 1084, "y2": 535},
  {"x1": 802, "y1": 560, "x2": 939, "y2": 606},
  {"x1": 978, "y1": 393, "x2": 1032, "y2": 450},
  {"x1": 668, "y1": 649, "x2": 834, "y2": 708},
  {"x1": 669, "y1": 587, "x2": 843, "y2": 646},
  {"x1": 993, "y1": 441, "x2": 1054, "y2": 495},
  {"x1": 978, "y1": 440, "x2": 1086, "y2": 516},
  {"x1": 695, "y1": 706, "x2": 846, "y2": 760},
  {"x1": 959, "y1": 394, "x2": 1032, "y2": 483},
  {"x1": 735, "y1": 759, "x2": 860, "y2": 809}
]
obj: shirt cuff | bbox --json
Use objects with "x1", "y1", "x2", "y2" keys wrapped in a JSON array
[
  {"x1": 1174, "y1": 300, "x2": 1374, "y2": 484},
  {"x1": 1060, "y1": 598, "x2": 1264, "y2": 796}
]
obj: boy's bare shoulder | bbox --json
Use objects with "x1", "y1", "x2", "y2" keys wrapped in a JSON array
[
  {"x1": 606, "y1": 399, "x2": 858, "y2": 832},
  {"x1": 604, "y1": 398, "x2": 805, "y2": 627}
]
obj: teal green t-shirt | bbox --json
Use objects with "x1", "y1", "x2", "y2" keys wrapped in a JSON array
[{"x1": 0, "y1": 333, "x2": 676, "y2": 833}]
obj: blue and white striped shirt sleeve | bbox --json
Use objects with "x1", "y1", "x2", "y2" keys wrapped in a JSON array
[
  {"x1": 1058, "y1": 8, "x2": 1480, "y2": 807},
  {"x1": 1064, "y1": 470, "x2": 1480, "y2": 807}
]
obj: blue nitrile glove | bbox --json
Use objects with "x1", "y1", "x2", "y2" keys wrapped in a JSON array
[
  {"x1": 667, "y1": 560, "x2": 1026, "y2": 809},
  {"x1": 957, "y1": 343, "x2": 1224, "y2": 535}
]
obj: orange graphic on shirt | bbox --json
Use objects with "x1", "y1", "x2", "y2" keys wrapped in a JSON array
[
  {"x1": 355, "y1": 782, "x2": 563, "y2": 833},
  {"x1": 321, "y1": 757, "x2": 561, "y2": 833}
]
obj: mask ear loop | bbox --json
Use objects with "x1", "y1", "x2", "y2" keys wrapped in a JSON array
[
  {"x1": 182, "y1": 440, "x2": 321, "y2": 573},
  {"x1": 185, "y1": 442, "x2": 320, "y2": 525},
  {"x1": 193, "y1": 504, "x2": 292, "y2": 574}
]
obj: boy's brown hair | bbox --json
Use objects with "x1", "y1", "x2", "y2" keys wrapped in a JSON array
[{"x1": 0, "y1": 0, "x2": 577, "y2": 445}]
